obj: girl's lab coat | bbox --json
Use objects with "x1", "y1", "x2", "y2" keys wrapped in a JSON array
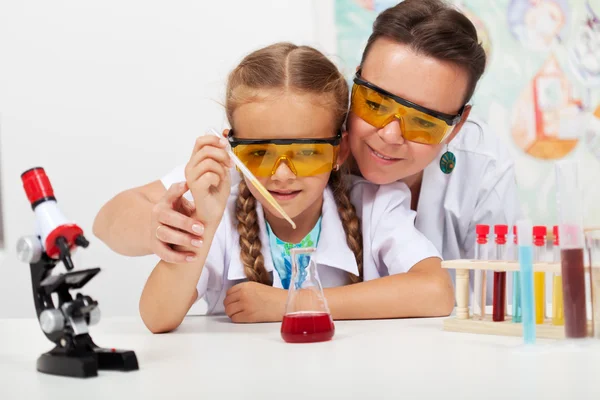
[{"x1": 170, "y1": 179, "x2": 440, "y2": 314}]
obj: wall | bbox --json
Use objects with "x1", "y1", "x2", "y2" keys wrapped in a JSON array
[{"x1": 0, "y1": 0, "x2": 338, "y2": 318}]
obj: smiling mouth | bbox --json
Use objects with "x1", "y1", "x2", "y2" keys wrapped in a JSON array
[
  {"x1": 367, "y1": 145, "x2": 402, "y2": 161},
  {"x1": 268, "y1": 189, "x2": 302, "y2": 200}
]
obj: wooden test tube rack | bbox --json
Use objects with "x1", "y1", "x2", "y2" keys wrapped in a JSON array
[{"x1": 442, "y1": 260, "x2": 593, "y2": 339}]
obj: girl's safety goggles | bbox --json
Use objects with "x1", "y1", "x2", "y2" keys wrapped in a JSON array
[
  {"x1": 227, "y1": 130, "x2": 341, "y2": 177},
  {"x1": 351, "y1": 69, "x2": 465, "y2": 145}
]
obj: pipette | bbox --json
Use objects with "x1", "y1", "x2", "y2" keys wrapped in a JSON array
[{"x1": 207, "y1": 128, "x2": 296, "y2": 230}]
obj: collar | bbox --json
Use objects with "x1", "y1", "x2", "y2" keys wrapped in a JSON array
[{"x1": 227, "y1": 186, "x2": 359, "y2": 281}]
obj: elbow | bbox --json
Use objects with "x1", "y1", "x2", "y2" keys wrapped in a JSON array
[
  {"x1": 426, "y1": 272, "x2": 455, "y2": 317},
  {"x1": 92, "y1": 206, "x2": 107, "y2": 241},
  {"x1": 144, "y1": 320, "x2": 179, "y2": 335},
  {"x1": 139, "y1": 296, "x2": 183, "y2": 334},
  {"x1": 139, "y1": 307, "x2": 182, "y2": 334}
]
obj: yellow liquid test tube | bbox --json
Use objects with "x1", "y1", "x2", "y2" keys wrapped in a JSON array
[
  {"x1": 534, "y1": 272, "x2": 545, "y2": 324},
  {"x1": 552, "y1": 275, "x2": 564, "y2": 325},
  {"x1": 552, "y1": 225, "x2": 564, "y2": 325},
  {"x1": 533, "y1": 226, "x2": 547, "y2": 325}
]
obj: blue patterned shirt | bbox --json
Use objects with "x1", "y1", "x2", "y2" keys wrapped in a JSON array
[{"x1": 265, "y1": 217, "x2": 322, "y2": 290}]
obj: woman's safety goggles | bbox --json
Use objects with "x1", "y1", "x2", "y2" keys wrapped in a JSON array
[
  {"x1": 227, "y1": 130, "x2": 341, "y2": 177},
  {"x1": 351, "y1": 69, "x2": 465, "y2": 145}
]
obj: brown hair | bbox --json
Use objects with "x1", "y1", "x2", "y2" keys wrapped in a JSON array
[
  {"x1": 227, "y1": 42, "x2": 363, "y2": 285},
  {"x1": 361, "y1": 0, "x2": 486, "y2": 104}
]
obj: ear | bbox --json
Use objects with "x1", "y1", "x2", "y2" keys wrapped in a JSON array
[
  {"x1": 355, "y1": 65, "x2": 360, "y2": 72},
  {"x1": 336, "y1": 131, "x2": 351, "y2": 166},
  {"x1": 445, "y1": 105, "x2": 471, "y2": 144},
  {"x1": 222, "y1": 128, "x2": 230, "y2": 138}
]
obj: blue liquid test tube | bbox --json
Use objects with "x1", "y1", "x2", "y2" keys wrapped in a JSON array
[
  {"x1": 518, "y1": 219, "x2": 535, "y2": 344},
  {"x1": 512, "y1": 225, "x2": 522, "y2": 323}
]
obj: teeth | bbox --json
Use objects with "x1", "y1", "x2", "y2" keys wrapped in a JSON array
[{"x1": 373, "y1": 149, "x2": 395, "y2": 160}]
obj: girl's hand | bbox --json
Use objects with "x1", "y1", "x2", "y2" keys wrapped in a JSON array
[
  {"x1": 184, "y1": 135, "x2": 233, "y2": 226},
  {"x1": 223, "y1": 282, "x2": 287, "y2": 323}
]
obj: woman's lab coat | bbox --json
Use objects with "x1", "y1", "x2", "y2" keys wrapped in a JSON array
[
  {"x1": 414, "y1": 116, "x2": 522, "y2": 260},
  {"x1": 413, "y1": 116, "x2": 522, "y2": 302}
]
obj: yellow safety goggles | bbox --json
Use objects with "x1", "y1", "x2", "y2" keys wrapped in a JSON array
[
  {"x1": 351, "y1": 69, "x2": 465, "y2": 145},
  {"x1": 228, "y1": 130, "x2": 341, "y2": 177}
]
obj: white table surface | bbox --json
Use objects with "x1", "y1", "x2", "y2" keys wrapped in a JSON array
[{"x1": 2, "y1": 314, "x2": 600, "y2": 400}]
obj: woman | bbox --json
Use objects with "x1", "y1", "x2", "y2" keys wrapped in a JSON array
[{"x1": 94, "y1": 0, "x2": 521, "y2": 277}]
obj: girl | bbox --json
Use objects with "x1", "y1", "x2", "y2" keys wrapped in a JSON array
[{"x1": 138, "y1": 43, "x2": 452, "y2": 333}]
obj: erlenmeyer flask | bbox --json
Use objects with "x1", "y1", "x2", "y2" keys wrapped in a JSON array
[{"x1": 280, "y1": 247, "x2": 335, "y2": 343}]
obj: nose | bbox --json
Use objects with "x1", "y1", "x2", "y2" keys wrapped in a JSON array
[
  {"x1": 271, "y1": 157, "x2": 297, "y2": 181},
  {"x1": 377, "y1": 119, "x2": 405, "y2": 145}
]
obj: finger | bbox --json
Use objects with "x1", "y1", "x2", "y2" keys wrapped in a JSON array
[
  {"x1": 190, "y1": 144, "x2": 232, "y2": 170},
  {"x1": 191, "y1": 135, "x2": 228, "y2": 158},
  {"x1": 187, "y1": 159, "x2": 226, "y2": 187},
  {"x1": 157, "y1": 206, "x2": 204, "y2": 236},
  {"x1": 195, "y1": 172, "x2": 221, "y2": 193},
  {"x1": 226, "y1": 282, "x2": 244, "y2": 297},
  {"x1": 180, "y1": 197, "x2": 196, "y2": 216},
  {"x1": 225, "y1": 301, "x2": 245, "y2": 320},
  {"x1": 230, "y1": 311, "x2": 251, "y2": 324},
  {"x1": 155, "y1": 224, "x2": 203, "y2": 248},
  {"x1": 154, "y1": 242, "x2": 197, "y2": 264},
  {"x1": 223, "y1": 290, "x2": 242, "y2": 308},
  {"x1": 163, "y1": 182, "x2": 189, "y2": 206}
]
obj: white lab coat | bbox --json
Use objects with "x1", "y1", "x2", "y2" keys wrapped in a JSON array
[
  {"x1": 160, "y1": 116, "x2": 521, "y2": 304},
  {"x1": 413, "y1": 116, "x2": 523, "y2": 303},
  {"x1": 415, "y1": 116, "x2": 522, "y2": 261},
  {"x1": 165, "y1": 178, "x2": 440, "y2": 314},
  {"x1": 160, "y1": 118, "x2": 522, "y2": 262}
]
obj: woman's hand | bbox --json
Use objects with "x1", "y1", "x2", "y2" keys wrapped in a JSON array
[
  {"x1": 223, "y1": 282, "x2": 288, "y2": 323},
  {"x1": 150, "y1": 182, "x2": 205, "y2": 263},
  {"x1": 185, "y1": 135, "x2": 233, "y2": 226}
]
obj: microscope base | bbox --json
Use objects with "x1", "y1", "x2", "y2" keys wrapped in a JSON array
[{"x1": 36, "y1": 339, "x2": 139, "y2": 378}]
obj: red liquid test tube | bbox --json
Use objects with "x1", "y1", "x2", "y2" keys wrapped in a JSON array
[{"x1": 493, "y1": 225, "x2": 508, "y2": 321}]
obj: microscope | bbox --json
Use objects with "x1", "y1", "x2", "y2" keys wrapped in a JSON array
[{"x1": 16, "y1": 167, "x2": 139, "y2": 378}]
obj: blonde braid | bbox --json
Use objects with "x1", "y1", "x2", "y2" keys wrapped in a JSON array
[
  {"x1": 235, "y1": 180, "x2": 272, "y2": 285},
  {"x1": 329, "y1": 168, "x2": 363, "y2": 283}
]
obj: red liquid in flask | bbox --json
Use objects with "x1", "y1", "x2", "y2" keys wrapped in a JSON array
[
  {"x1": 561, "y1": 248, "x2": 588, "y2": 338},
  {"x1": 281, "y1": 312, "x2": 335, "y2": 343}
]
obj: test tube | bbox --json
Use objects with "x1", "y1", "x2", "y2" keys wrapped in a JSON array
[
  {"x1": 555, "y1": 160, "x2": 587, "y2": 338},
  {"x1": 518, "y1": 219, "x2": 535, "y2": 344},
  {"x1": 586, "y1": 230, "x2": 600, "y2": 339},
  {"x1": 552, "y1": 225, "x2": 564, "y2": 325},
  {"x1": 533, "y1": 226, "x2": 547, "y2": 324},
  {"x1": 493, "y1": 225, "x2": 508, "y2": 322},
  {"x1": 473, "y1": 225, "x2": 489, "y2": 320},
  {"x1": 512, "y1": 226, "x2": 522, "y2": 323}
]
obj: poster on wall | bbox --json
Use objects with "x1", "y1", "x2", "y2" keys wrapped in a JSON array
[{"x1": 335, "y1": 0, "x2": 600, "y2": 226}]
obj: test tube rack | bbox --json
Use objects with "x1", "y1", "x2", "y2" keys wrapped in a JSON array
[{"x1": 442, "y1": 259, "x2": 593, "y2": 339}]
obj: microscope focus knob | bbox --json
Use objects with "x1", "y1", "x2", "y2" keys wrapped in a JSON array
[
  {"x1": 39, "y1": 309, "x2": 65, "y2": 334},
  {"x1": 16, "y1": 236, "x2": 43, "y2": 264}
]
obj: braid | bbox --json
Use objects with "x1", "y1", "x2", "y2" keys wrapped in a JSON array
[
  {"x1": 329, "y1": 168, "x2": 363, "y2": 283},
  {"x1": 235, "y1": 180, "x2": 272, "y2": 285}
]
